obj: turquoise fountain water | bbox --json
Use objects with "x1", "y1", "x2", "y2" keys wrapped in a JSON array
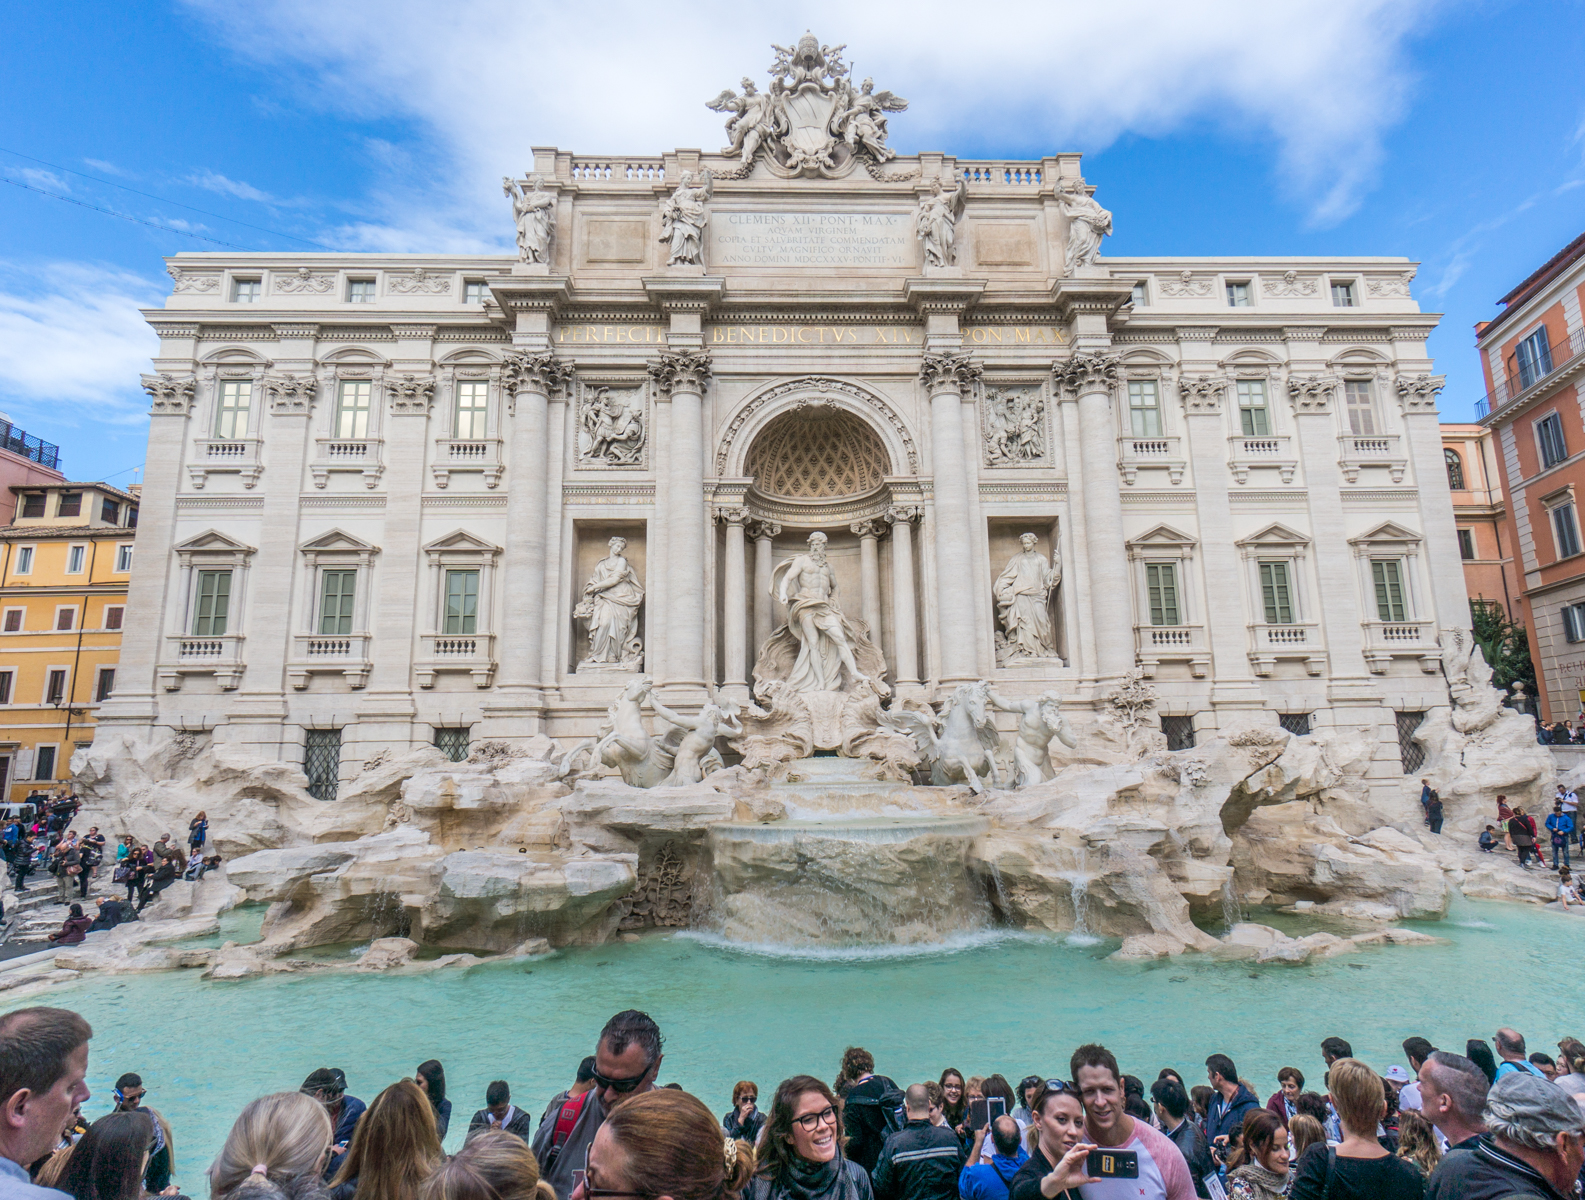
[{"x1": 13, "y1": 895, "x2": 1584, "y2": 1192}]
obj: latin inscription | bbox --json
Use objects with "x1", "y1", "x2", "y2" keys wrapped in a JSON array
[
  {"x1": 962, "y1": 325, "x2": 1068, "y2": 346},
  {"x1": 710, "y1": 324, "x2": 919, "y2": 346},
  {"x1": 709, "y1": 212, "x2": 914, "y2": 268},
  {"x1": 557, "y1": 325, "x2": 666, "y2": 344}
]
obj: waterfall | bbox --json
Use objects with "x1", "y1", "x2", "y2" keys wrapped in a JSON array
[
  {"x1": 1069, "y1": 875, "x2": 1092, "y2": 937},
  {"x1": 1220, "y1": 876, "x2": 1245, "y2": 931}
]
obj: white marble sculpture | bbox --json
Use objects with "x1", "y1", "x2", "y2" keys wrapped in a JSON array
[
  {"x1": 984, "y1": 387, "x2": 1045, "y2": 464},
  {"x1": 987, "y1": 687, "x2": 1073, "y2": 787},
  {"x1": 833, "y1": 77, "x2": 908, "y2": 163},
  {"x1": 653, "y1": 698, "x2": 741, "y2": 786},
  {"x1": 994, "y1": 534, "x2": 1062, "y2": 664},
  {"x1": 707, "y1": 77, "x2": 784, "y2": 164},
  {"x1": 555, "y1": 677, "x2": 672, "y2": 787},
  {"x1": 915, "y1": 177, "x2": 966, "y2": 268},
  {"x1": 503, "y1": 174, "x2": 555, "y2": 264},
  {"x1": 770, "y1": 531, "x2": 867, "y2": 693},
  {"x1": 1056, "y1": 178, "x2": 1112, "y2": 275},
  {"x1": 573, "y1": 537, "x2": 644, "y2": 668},
  {"x1": 581, "y1": 388, "x2": 645, "y2": 464},
  {"x1": 884, "y1": 681, "x2": 1002, "y2": 793},
  {"x1": 659, "y1": 170, "x2": 713, "y2": 266}
]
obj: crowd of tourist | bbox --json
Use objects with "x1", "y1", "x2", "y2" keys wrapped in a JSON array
[{"x1": 4, "y1": 1006, "x2": 1585, "y2": 1200}]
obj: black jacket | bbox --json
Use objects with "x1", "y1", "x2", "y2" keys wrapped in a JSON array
[
  {"x1": 841, "y1": 1077, "x2": 901, "y2": 1175},
  {"x1": 1426, "y1": 1137, "x2": 1572, "y2": 1200},
  {"x1": 1166, "y1": 1117, "x2": 1215, "y2": 1197},
  {"x1": 871, "y1": 1119, "x2": 964, "y2": 1200},
  {"x1": 468, "y1": 1105, "x2": 537, "y2": 1142}
]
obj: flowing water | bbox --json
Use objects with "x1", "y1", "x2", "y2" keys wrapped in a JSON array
[{"x1": 18, "y1": 894, "x2": 1585, "y2": 1190}]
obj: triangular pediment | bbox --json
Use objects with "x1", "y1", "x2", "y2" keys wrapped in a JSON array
[
  {"x1": 172, "y1": 529, "x2": 256, "y2": 554},
  {"x1": 1127, "y1": 523, "x2": 1197, "y2": 550},
  {"x1": 1350, "y1": 520, "x2": 1421, "y2": 547},
  {"x1": 1237, "y1": 522, "x2": 1310, "y2": 549},
  {"x1": 422, "y1": 529, "x2": 501, "y2": 554},
  {"x1": 300, "y1": 528, "x2": 380, "y2": 553}
]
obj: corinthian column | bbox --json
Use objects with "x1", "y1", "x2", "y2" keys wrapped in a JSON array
[
  {"x1": 850, "y1": 519, "x2": 886, "y2": 646},
  {"x1": 885, "y1": 505, "x2": 922, "y2": 688},
  {"x1": 649, "y1": 350, "x2": 712, "y2": 694},
  {"x1": 921, "y1": 353, "x2": 982, "y2": 683},
  {"x1": 717, "y1": 507, "x2": 749, "y2": 696},
  {"x1": 498, "y1": 351, "x2": 573, "y2": 700},
  {"x1": 1055, "y1": 353, "x2": 1133, "y2": 678},
  {"x1": 749, "y1": 519, "x2": 781, "y2": 664}
]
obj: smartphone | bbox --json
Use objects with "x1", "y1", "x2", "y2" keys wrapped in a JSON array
[
  {"x1": 968, "y1": 1098, "x2": 989, "y2": 1130},
  {"x1": 985, "y1": 1096, "x2": 1007, "y2": 1124},
  {"x1": 1085, "y1": 1149, "x2": 1139, "y2": 1179}
]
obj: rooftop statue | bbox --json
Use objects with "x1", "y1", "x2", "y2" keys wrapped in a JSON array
[
  {"x1": 503, "y1": 173, "x2": 554, "y2": 264},
  {"x1": 659, "y1": 170, "x2": 713, "y2": 266},
  {"x1": 1055, "y1": 177, "x2": 1112, "y2": 275},
  {"x1": 915, "y1": 177, "x2": 966, "y2": 268}
]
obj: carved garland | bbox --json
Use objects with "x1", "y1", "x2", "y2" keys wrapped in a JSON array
[{"x1": 714, "y1": 376, "x2": 919, "y2": 476}]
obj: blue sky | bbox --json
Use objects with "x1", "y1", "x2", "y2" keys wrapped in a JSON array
[{"x1": 2, "y1": 0, "x2": 1583, "y2": 483}]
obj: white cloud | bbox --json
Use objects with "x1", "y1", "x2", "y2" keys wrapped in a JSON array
[
  {"x1": 182, "y1": 0, "x2": 1442, "y2": 243},
  {"x1": 188, "y1": 170, "x2": 277, "y2": 203},
  {"x1": 0, "y1": 264, "x2": 161, "y2": 422},
  {"x1": 18, "y1": 168, "x2": 69, "y2": 192}
]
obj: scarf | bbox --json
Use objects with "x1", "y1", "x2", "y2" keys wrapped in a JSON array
[
  {"x1": 775, "y1": 1154, "x2": 865, "y2": 1200},
  {"x1": 1228, "y1": 1161, "x2": 1289, "y2": 1199}
]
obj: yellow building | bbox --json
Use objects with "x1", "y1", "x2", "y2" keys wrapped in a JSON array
[{"x1": 0, "y1": 481, "x2": 138, "y2": 805}]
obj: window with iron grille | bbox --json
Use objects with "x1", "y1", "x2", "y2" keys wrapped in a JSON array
[
  {"x1": 304, "y1": 729, "x2": 342, "y2": 801},
  {"x1": 57, "y1": 492, "x2": 81, "y2": 517},
  {"x1": 1161, "y1": 714, "x2": 1196, "y2": 751},
  {"x1": 1396, "y1": 710, "x2": 1426, "y2": 774},
  {"x1": 1278, "y1": 713, "x2": 1312, "y2": 737},
  {"x1": 20, "y1": 494, "x2": 44, "y2": 519},
  {"x1": 434, "y1": 727, "x2": 470, "y2": 762}
]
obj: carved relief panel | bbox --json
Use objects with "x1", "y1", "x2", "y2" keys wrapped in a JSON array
[
  {"x1": 575, "y1": 380, "x2": 649, "y2": 469},
  {"x1": 980, "y1": 383, "x2": 1049, "y2": 467}
]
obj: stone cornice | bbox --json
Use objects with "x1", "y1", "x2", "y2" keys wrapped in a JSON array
[
  {"x1": 1050, "y1": 277, "x2": 1133, "y2": 322},
  {"x1": 642, "y1": 276, "x2": 726, "y2": 315},
  {"x1": 487, "y1": 275, "x2": 571, "y2": 316},
  {"x1": 903, "y1": 278, "x2": 987, "y2": 314}
]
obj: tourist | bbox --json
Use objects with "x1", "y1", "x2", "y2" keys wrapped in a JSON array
[
  {"x1": 1466, "y1": 1041, "x2": 1500, "y2": 1085},
  {"x1": 1224, "y1": 1109, "x2": 1289, "y2": 1200},
  {"x1": 1008, "y1": 1080, "x2": 1097, "y2": 1200},
  {"x1": 1010, "y1": 1077, "x2": 1041, "y2": 1131},
  {"x1": 1424, "y1": 1072, "x2": 1585, "y2": 1199},
  {"x1": 1399, "y1": 1039, "x2": 1435, "y2": 1113},
  {"x1": 1188, "y1": 1086, "x2": 1214, "y2": 1132},
  {"x1": 1288, "y1": 1060, "x2": 1424, "y2": 1200},
  {"x1": 1418, "y1": 1051, "x2": 1489, "y2": 1152},
  {"x1": 1426, "y1": 792, "x2": 1444, "y2": 835},
  {"x1": 1120, "y1": 1077, "x2": 1153, "y2": 1126},
  {"x1": 86, "y1": 898, "x2": 131, "y2": 934},
  {"x1": 724, "y1": 1082, "x2": 765, "y2": 1146},
  {"x1": 208, "y1": 1091, "x2": 331, "y2": 1200},
  {"x1": 1396, "y1": 1111, "x2": 1441, "y2": 1177},
  {"x1": 1204, "y1": 1054, "x2": 1260, "y2": 1159},
  {"x1": 1289, "y1": 1115, "x2": 1326, "y2": 1161},
  {"x1": 578, "y1": 1090, "x2": 755, "y2": 1200},
  {"x1": 1551, "y1": 1041, "x2": 1585, "y2": 1099},
  {"x1": 532, "y1": 1010, "x2": 664, "y2": 1200},
  {"x1": 833, "y1": 1049, "x2": 901, "y2": 1176},
  {"x1": 1556, "y1": 870, "x2": 1584, "y2": 909},
  {"x1": 1150, "y1": 1077, "x2": 1214, "y2": 1199},
  {"x1": 299, "y1": 1069, "x2": 365, "y2": 1181},
  {"x1": 1419, "y1": 778, "x2": 1433, "y2": 825},
  {"x1": 415, "y1": 1061, "x2": 449, "y2": 1141},
  {"x1": 1264, "y1": 1068, "x2": 1302, "y2": 1123},
  {"x1": 1320, "y1": 1038, "x2": 1353, "y2": 1071},
  {"x1": 1513, "y1": 807, "x2": 1542, "y2": 868},
  {"x1": 186, "y1": 813, "x2": 207, "y2": 856},
  {"x1": 1528, "y1": 1054, "x2": 1558, "y2": 1081},
  {"x1": 52, "y1": 839, "x2": 80, "y2": 907},
  {"x1": 79, "y1": 830, "x2": 104, "y2": 882},
  {"x1": 981, "y1": 1077, "x2": 1017, "y2": 1125},
  {"x1": 44, "y1": 906, "x2": 90, "y2": 947},
  {"x1": 419, "y1": 1128, "x2": 555, "y2": 1200},
  {"x1": 137, "y1": 854, "x2": 178, "y2": 914},
  {"x1": 111, "y1": 1074, "x2": 171, "y2": 1194},
  {"x1": 1070, "y1": 1045, "x2": 1195, "y2": 1198},
  {"x1": 0, "y1": 1008, "x2": 92, "y2": 1200},
  {"x1": 1494, "y1": 1029, "x2": 1546, "y2": 1080},
  {"x1": 56, "y1": 1112, "x2": 153, "y2": 1200},
  {"x1": 1545, "y1": 803, "x2": 1574, "y2": 869},
  {"x1": 959, "y1": 1116, "x2": 1025, "y2": 1200},
  {"x1": 1479, "y1": 825, "x2": 1497, "y2": 852},
  {"x1": 872, "y1": 1084, "x2": 963, "y2": 1200},
  {"x1": 328, "y1": 1078, "x2": 441, "y2": 1200},
  {"x1": 10, "y1": 831, "x2": 35, "y2": 892},
  {"x1": 466, "y1": 1081, "x2": 535, "y2": 1144},
  {"x1": 939, "y1": 1072, "x2": 967, "y2": 1134},
  {"x1": 746, "y1": 1075, "x2": 867, "y2": 1200}
]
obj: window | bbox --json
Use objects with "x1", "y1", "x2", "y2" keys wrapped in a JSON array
[
  {"x1": 464, "y1": 281, "x2": 489, "y2": 305},
  {"x1": 231, "y1": 278, "x2": 261, "y2": 303},
  {"x1": 100, "y1": 497, "x2": 119, "y2": 524},
  {"x1": 444, "y1": 569, "x2": 479, "y2": 634},
  {"x1": 1371, "y1": 559, "x2": 1408, "y2": 621},
  {"x1": 1145, "y1": 562, "x2": 1180, "y2": 626},
  {"x1": 1258, "y1": 561, "x2": 1295, "y2": 624},
  {"x1": 0, "y1": 671, "x2": 12, "y2": 703},
  {"x1": 1130, "y1": 281, "x2": 1148, "y2": 307},
  {"x1": 1236, "y1": 380, "x2": 1270, "y2": 436},
  {"x1": 215, "y1": 380, "x2": 253, "y2": 439},
  {"x1": 1537, "y1": 412, "x2": 1568, "y2": 468},
  {"x1": 114, "y1": 544, "x2": 133, "y2": 573},
  {"x1": 193, "y1": 569, "x2": 232, "y2": 635},
  {"x1": 103, "y1": 605, "x2": 123, "y2": 630},
  {"x1": 1226, "y1": 282, "x2": 1253, "y2": 307},
  {"x1": 1564, "y1": 603, "x2": 1585, "y2": 644},
  {"x1": 65, "y1": 545, "x2": 85, "y2": 574},
  {"x1": 454, "y1": 381, "x2": 489, "y2": 439},
  {"x1": 1127, "y1": 380, "x2": 1161, "y2": 437},
  {"x1": 1344, "y1": 380, "x2": 1378, "y2": 436},
  {"x1": 319, "y1": 569, "x2": 357, "y2": 636},
  {"x1": 333, "y1": 380, "x2": 373, "y2": 439},
  {"x1": 347, "y1": 278, "x2": 376, "y2": 304},
  {"x1": 1279, "y1": 712, "x2": 1312, "y2": 737},
  {"x1": 54, "y1": 608, "x2": 74, "y2": 632},
  {"x1": 45, "y1": 669, "x2": 66, "y2": 705},
  {"x1": 19, "y1": 494, "x2": 43, "y2": 520},
  {"x1": 1515, "y1": 327, "x2": 1554, "y2": 389},
  {"x1": 33, "y1": 745, "x2": 55, "y2": 781},
  {"x1": 56, "y1": 492, "x2": 81, "y2": 518},
  {"x1": 1161, "y1": 715, "x2": 1196, "y2": 751},
  {"x1": 95, "y1": 668, "x2": 115, "y2": 702},
  {"x1": 304, "y1": 728, "x2": 342, "y2": 801},
  {"x1": 1553, "y1": 502, "x2": 1582, "y2": 559},
  {"x1": 434, "y1": 727, "x2": 471, "y2": 762},
  {"x1": 14, "y1": 546, "x2": 33, "y2": 575},
  {"x1": 2, "y1": 611, "x2": 20, "y2": 633},
  {"x1": 1396, "y1": 710, "x2": 1426, "y2": 774},
  {"x1": 1330, "y1": 280, "x2": 1357, "y2": 307},
  {"x1": 127, "y1": 508, "x2": 138, "y2": 529},
  {"x1": 1458, "y1": 529, "x2": 1476, "y2": 560}
]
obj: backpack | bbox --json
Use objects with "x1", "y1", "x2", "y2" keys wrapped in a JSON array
[
  {"x1": 846, "y1": 1081, "x2": 907, "y2": 1134},
  {"x1": 544, "y1": 1091, "x2": 589, "y2": 1168}
]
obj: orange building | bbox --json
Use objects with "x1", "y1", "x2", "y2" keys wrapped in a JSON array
[
  {"x1": 1441, "y1": 423, "x2": 1516, "y2": 615},
  {"x1": 1477, "y1": 229, "x2": 1585, "y2": 721}
]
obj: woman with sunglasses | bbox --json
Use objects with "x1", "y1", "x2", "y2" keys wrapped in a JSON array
[
  {"x1": 1009, "y1": 1081, "x2": 1098, "y2": 1200},
  {"x1": 746, "y1": 1076, "x2": 871, "y2": 1200},
  {"x1": 574, "y1": 1089, "x2": 755, "y2": 1200}
]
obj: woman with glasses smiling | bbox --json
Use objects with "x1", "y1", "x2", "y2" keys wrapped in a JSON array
[
  {"x1": 1009, "y1": 1081, "x2": 1098, "y2": 1200},
  {"x1": 747, "y1": 1076, "x2": 872, "y2": 1200}
]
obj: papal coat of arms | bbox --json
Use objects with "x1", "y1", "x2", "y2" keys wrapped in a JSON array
[{"x1": 706, "y1": 34, "x2": 908, "y2": 178}]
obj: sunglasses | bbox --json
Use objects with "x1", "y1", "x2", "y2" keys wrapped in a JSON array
[
  {"x1": 1032, "y1": 1079, "x2": 1075, "y2": 1106},
  {"x1": 792, "y1": 1105, "x2": 838, "y2": 1132},
  {"x1": 580, "y1": 1147, "x2": 650, "y2": 1199},
  {"x1": 591, "y1": 1065, "x2": 652, "y2": 1095}
]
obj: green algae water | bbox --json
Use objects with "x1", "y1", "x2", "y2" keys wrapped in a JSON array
[{"x1": 14, "y1": 896, "x2": 1585, "y2": 1192}]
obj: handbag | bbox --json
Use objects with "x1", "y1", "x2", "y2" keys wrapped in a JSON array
[{"x1": 112, "y1": 864, "x2": 131, "y2": 883}]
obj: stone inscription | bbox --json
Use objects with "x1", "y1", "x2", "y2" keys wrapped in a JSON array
[
  {"x1": 709, "y1": 212, "x2": 914, "y2": 268},
  {"x1": 962, "y1": 325, "x2": 1068, "y2": 346},
  {"x1": 557, "y1": 324, "x2": 666, "y2": 344},
  {"x1": 710, "y1": 323, "x2": 919, "y2": 346}
]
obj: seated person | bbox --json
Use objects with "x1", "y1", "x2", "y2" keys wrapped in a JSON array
[{"x1": 1478, "y1": 825, "x2": 1497, "y2": 852}]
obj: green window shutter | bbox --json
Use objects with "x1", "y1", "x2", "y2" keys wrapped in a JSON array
[
  {"x1": 319, "y1": 570, "x2": 356, "y2": 635},
  {"x1": 1146, "y1": 563, "x2": 1179, "y2": 626},
  {"x1": 194, "y1": 570, "x2": 231, "y2": 636},
  {"x1": 445, "y1": 570, "x2": 479, "y2": 635},
  {"x1": 1372, "y1": 560, "x2": 1405, "y2": 621},
  {"x1": 1258, "y1": 561, "x2": 1293, "y2": 624}
]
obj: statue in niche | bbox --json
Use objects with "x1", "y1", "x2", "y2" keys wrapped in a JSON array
[
  {"x1": 832, "y1": 77, "x2": 908, "y2": 163},
  {"x1": 503, "y1": 174, "x2": 555, "y2": 264},
  {"x1": 573, "y1": 537, "x2": 645, "y2": 668},
  {"x1": 581, "y1": 388, "x2": 645, "y2": 464},
  {"x1": 915, "y1": 177, "x2": 966, "y2": 268},
  {"x1": 1055, "y1": 178, "x2": 1112, "y2": 275},
  {"x1": 984, "y1": 387, "x2": 1045, "y2": 465},
  {"x1": 986, "y1": 687, "x2": 1074, "y2": 787},
  {"x1": 993, "y1": 533, "x2": 1062, "y2": 664},
  {"x1": 762, "y1": 531, "x2": 885, "y2": 694},
  {"x1": 659, "y1": 169, "x2": 713, "y2": 266}
]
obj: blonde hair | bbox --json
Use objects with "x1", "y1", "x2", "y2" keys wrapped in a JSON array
[
  {"x1": 331, "y1": 1080, "x2": 442, "y2": 1200},
  {"x1": 1327, "y1": 1059, "x2": 1386, "y2": 1138},
  {"x1": 210, "y1": 1092, "x2": 333, "y2": 1200},
  {"x1": 1396, "y1": 1110, "x2": 1441, "y2": 1176},
  {"x1": 418, "y1": 1129, "x2": 554, "y2": 1200},
  {"x1": 34, "y1": 1145, "x2": 73, "y2": 1188},
  {"x1": 1288, "y1": 1114, "x2": 1326, "y2": 1159}
]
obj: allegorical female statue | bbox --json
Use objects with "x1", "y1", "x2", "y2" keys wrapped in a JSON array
[
  {"x1": 994, "y1": 533, "x2": 1061, "y2": 662},
  {"x1": 659, "y1": 170, "x2": 713, "y2": 266},
  {"x1": 503, "y1": 174, "x2": 555, "y2": 263},
  {"x1": 1055, "y1": 178, "x2": 1112, "y2": 275},
  {"x1": 914, "y1": 177, "x2": 966, "y2": 268},
  {"x1": 574, "y1": 537, "x2": 644, "y2": 667}
]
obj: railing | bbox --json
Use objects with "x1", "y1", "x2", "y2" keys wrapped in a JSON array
[
  {"x1": 1233, "y1": 435, "x2": 1287, "y2": 456},
  {"x1": 1362, "y1": 619, "x2": 1433, "y2": 648},
  {"x1": 1133, "y1": 624, "x2": 1209, "y2": 678},
  {"x1": 961, "y1": 163, "x2": 1042, "y2": 185},
  {"x1": 1116, "y1": 435, "x2": 1185, "y2": 485},
  {"x1": 1337, "y1": 433, "x2": 1406, "y2": 483},
  {"x1": 321, "y1": 440, "x2": 370, "y2": 459},
  {"x1": 305, "y1": 637, "x2": 354, "y2": 656},
  {"x1": 416, "y1": 632, "x2": 497, "y2": 688},
  {"x1": 1247, "y1": 623, "x2": 1325, "y2": 676},
  {"x1": 202, "y1": 439, "x2": 256, "y2": 459},
  {"x1": 1227, "y1": 434, "x2": 1297, "y2": 483},
  {"x1": 432, "y1": 438, "x2": 503, "y2": 488},
  {"x1": 1144, "y1": 627, "x2": 1195, "y2": 646},
  {"x1": 441, "y1": 439, "x2": 496, "y2": 461},
  {"x1": 1341, "y1": 434, "x2": 1399, "y2": 457},
  {"x1": 570, "y1": 159, "x2": 665, "y2": 182},
  {"x1": 0, "y1": 420, "x2": 60, "y2": 470},
  {"x1": 287, "y1": 633, "x2": 372, "y2": 689},
  {"x1": 1256, "y1": 624, "x2": 1311, "y2": 645},
  {"x1": 178, "y1": 638, "x2": 227, "y2": 659},
  {"x1": 432, "y1": 636, "x2": 477, "y2": 656},
  {"x1": 1481, "y1": 326, "x2": 1585, "y2": 417}
]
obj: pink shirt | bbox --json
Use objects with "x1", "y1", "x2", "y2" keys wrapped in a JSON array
[{"x1": 1079, "y1": 1117, "x2": 1196, "y2": 1200}]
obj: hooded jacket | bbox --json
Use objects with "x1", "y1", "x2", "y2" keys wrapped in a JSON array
[{"x1": 1205, "y1": 1083, "x2": 1262, "y2": 1147}]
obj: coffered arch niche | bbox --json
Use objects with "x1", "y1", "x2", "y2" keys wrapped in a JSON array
[{"x1": 716, "y1": 376, "x2": 918, "y2": 487}]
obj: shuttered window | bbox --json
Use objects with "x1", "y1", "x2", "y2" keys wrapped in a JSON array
[
  {"x1": 1145, "y1": 563, "x2": 1180, "y2": 626},
  {"x1": 444, "y1": 569, "x2": 479, "y2": 634},
  {"x1": 1372, "y1": 560, "x2": 1407, "y2": 622},
  {"x1": 1258, "y1": 561, "x2": 1294, "y2": 624},
  {"x1": 319, "y1": 570, "x2": 357, "y2": 635},
  {"x1": 193, "y1": 570, "x2": 232, "y2": 635}
]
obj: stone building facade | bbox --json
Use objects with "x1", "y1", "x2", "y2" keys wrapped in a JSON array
[{"x1": 96, "y1": 47, "x2": 1463, "y2": 797}]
